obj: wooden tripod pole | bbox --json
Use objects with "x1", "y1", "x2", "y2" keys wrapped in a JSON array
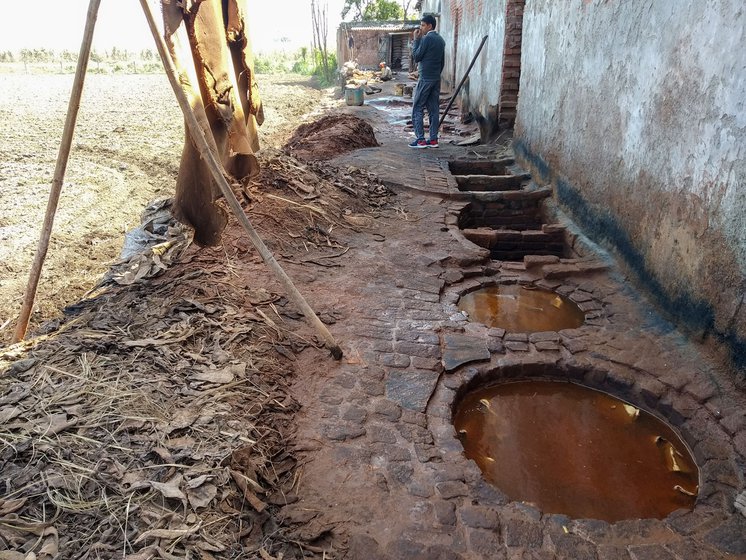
[
  {"x1": 139, "y1": 0, "x2": 343, "y2": 359},
  {"x1": 438, "y1": 35, "x2": 489, "y2": 130},
  {"x1": 13, "y1": 0, "x2": 101, "y2": 343}
]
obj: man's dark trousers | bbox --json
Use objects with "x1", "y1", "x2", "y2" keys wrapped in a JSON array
[{"x1": 412, "y1": 79, "x2": 440, "y2": 142}]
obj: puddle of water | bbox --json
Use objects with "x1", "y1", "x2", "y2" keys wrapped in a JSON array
[
  {"x1": 367, "y1": 96, "x2": 412, "y2": 126},
  {"x1": 366, "y1": 96, "x2": 411, "y2": 108},
  {"x1": 454, "y1": 380, "x2": 699, "y2": 522},
  {"x1": 458, "y1": 284, "x2": 585, "y2": 332}
]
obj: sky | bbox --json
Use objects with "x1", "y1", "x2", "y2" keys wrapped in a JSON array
[{"x1": 0, "y1": 0, "x2": 346, "y2": 54}]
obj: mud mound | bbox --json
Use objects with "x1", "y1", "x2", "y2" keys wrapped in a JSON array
[{"x1": 283, "y1": 114, "x2": 379, "y2": 161}]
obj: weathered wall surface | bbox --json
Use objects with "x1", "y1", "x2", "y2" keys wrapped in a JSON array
[
  {"x1": 421, "y1": 0, "x2": 506, "y2": 138},
  {"x1": 337, "y1": 29, "x2": 387, "y2": 69},
  {"x1": 515, "y1": 0, "x2": 746, "y2": 368},
  {"x1": 337, "y1": 24, "x2": 418, "y2": 70}
]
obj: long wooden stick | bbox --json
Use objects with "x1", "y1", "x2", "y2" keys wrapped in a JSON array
[
  {"x1": 438, "y1": 35, "x2": 488, "y2": 129},
  {"x1": 13, "y1": 0, "x2": 101, "y2": 343},
  {"x1": 139, "y1": 0, "x2": 343, "y2": 359}
]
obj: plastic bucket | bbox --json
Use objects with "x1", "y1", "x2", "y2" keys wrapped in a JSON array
[{"x1": 345, "y1": 86, "x2": 364, "y2": 106}]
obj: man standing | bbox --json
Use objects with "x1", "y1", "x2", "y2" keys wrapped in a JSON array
[{"x1": 409, "y1": 14, "x2": 445, "y2": 148}]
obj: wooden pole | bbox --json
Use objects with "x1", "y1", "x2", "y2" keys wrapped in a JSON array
[
  {"x1": 13, "y1": 0, "x2": 101, "y2": 343},
  {"x1": 438, "y1": 35, "x2": 488, "y2": 130},
  {"x1": 139, "y1": 0, "x2": 343, "y2": 359}
]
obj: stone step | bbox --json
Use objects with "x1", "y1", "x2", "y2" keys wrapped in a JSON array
[
  {"x1": 455, "y1": 174, "x2": 527, "y2": 192},
  {"x1": 448, "y1": 158, "x2": 515, "y2": 176}
]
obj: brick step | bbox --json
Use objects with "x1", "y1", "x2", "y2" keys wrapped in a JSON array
[
  {"x1": 449, "y1": 158, "x2": 514, "y2": 176},
  {"x1": 462, "y1": 227, "x2": 565, "y2": 249},
  {"x1": 455, "y1": 174, "x2": 526, "y2": 192},
  {"x1": 491, "y1": 248, "x2": 566, "y2": 262}
]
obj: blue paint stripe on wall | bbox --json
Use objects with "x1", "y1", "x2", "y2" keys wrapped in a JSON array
[{"x1": 514, "y1": 139, "x2": 746, "y2": 372}]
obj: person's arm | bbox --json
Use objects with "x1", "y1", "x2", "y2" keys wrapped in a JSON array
[{"x1": 412, "y1": 33, "x2": 429, "y2": 63}]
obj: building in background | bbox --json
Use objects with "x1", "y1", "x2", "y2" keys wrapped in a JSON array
[{"x1": 337, "y1": 21, "x2": 419, "y2": 71}]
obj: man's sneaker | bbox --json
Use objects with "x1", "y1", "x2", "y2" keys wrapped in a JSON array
[
  {"x1": 428, "y1": 139, "x2": 439, "y2": 148},
  {"x1": 408, "y1": 138, "x2": 428, "y2": 149}
]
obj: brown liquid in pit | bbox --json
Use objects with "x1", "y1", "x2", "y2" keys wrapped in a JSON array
[
  {"x1": 454, "y1": 381, "x2": 699, "y2": 522},
  {"x1": 457, "y1": 285, "x2": 585, "y2": 332}
]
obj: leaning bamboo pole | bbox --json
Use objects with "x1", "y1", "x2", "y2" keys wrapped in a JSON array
[
  {"x1": 139, "y1": 0, "x2": 343, "y2": 359},
  {"x1": 13, "y1": 0, "x2": 101, "y2": 343}
]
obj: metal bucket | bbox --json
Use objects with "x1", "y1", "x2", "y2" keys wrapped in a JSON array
[{"x1": 345, "y1": 85, "x2": 364, "y2": 106}]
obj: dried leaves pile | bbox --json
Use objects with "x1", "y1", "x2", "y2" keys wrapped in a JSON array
[
  {"x1": 0, "y1": 272, "x2": 309, "y2": 559},
  {"x1": 0, "y1": 152, "x2": 394, "y2": 559},
  {"x1": 245, "y1": 150, "x2": 393, "y2": 255}
]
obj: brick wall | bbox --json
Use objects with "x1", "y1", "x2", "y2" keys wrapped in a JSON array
[{"x1": 498, "y1": 0, "x2": 524, "y2": 126}]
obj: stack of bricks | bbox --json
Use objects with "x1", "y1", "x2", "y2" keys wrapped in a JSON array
[{"x1": 499, "y1": 0, "x2": 525, "y2": 126}]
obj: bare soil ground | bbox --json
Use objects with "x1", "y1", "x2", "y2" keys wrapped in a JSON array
[{"x1": 0, "y1": 72, "x2": 328, "y2": 345}]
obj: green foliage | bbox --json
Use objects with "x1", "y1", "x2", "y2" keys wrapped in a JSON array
[
  {"x1": 342, "y1": 0, "x2": 405, "y2": 21},
  {"x1": 253, "y1": 48, "x2": 333, "y2": 82},
  {"x1": 363, "y1": 0, "x2": 403, "y2": 20},
  {"x1": 254, "y1": 51, "x2": 295, "y2": 74},
  {"x1": 313, "y1": 51, "x2": 337, "y2": 86},
  {"x1": 292, "y1": 57, "x2": 311, "y2": 74}
]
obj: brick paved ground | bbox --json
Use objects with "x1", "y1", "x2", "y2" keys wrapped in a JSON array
[{"x1": 281, "y1": 94, "x2": 746, "y2": 559}]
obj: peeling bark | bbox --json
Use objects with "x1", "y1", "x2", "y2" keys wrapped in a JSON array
[{"x1": 162, "y1": 0, "x2": 262, "y2": 246}]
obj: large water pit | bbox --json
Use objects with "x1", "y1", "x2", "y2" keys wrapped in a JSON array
[
  {"x1": 457, "y1": 283, "x2": 585, "y2": 332},
  {"x1": 453, "y1": 379, "x2": 699, "y2": 522}
]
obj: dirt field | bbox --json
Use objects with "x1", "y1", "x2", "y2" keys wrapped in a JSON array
[{"x1": 0, "y1": 72, "x2": 329, "y2": 344}]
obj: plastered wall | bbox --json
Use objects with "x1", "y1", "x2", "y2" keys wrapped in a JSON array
[{"x1": 514, "y1": 0, "x2": 746, "y2": 367}]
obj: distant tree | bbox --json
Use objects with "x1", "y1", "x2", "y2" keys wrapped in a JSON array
[
  {"x1": 311, "y1": 0, "x2": 334, "y2": 84},
  {"x1": 90, "y1": 49, "x2": 103, "y2": 69},
  {"x1": 61, "y1": 50, "x2": 77, "y2": 63},
  {"x1": 401, "y1": 0, "x2": 416, "y2": 20},
  {"x1": 341, "y1": 0, "x2": 364, "y2": 20},
  {"x1": 342, "y1": 0, "x2": 403, "y2": 21},
  {"x1": 32, "y1": 48, "x2": 55, "y2": 63},
  {"x1": 363, "y1": 0, "x2": 403, "y2": 20},
  {"x1": 20, "y1": 48, "x2": 31, "y2": 72}
]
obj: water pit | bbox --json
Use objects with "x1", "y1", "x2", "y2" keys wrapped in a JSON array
[
  {"x1": 458, "y1": 284, "x2": 585, "y2": 332},
  {"x1": 454, "y1": 380, "x2": 699, "y2": 522}
]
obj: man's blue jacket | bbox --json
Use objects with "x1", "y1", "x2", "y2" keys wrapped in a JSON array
[{"x1": 412, "y1": 31, "x2": 445, "y2": 81}]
